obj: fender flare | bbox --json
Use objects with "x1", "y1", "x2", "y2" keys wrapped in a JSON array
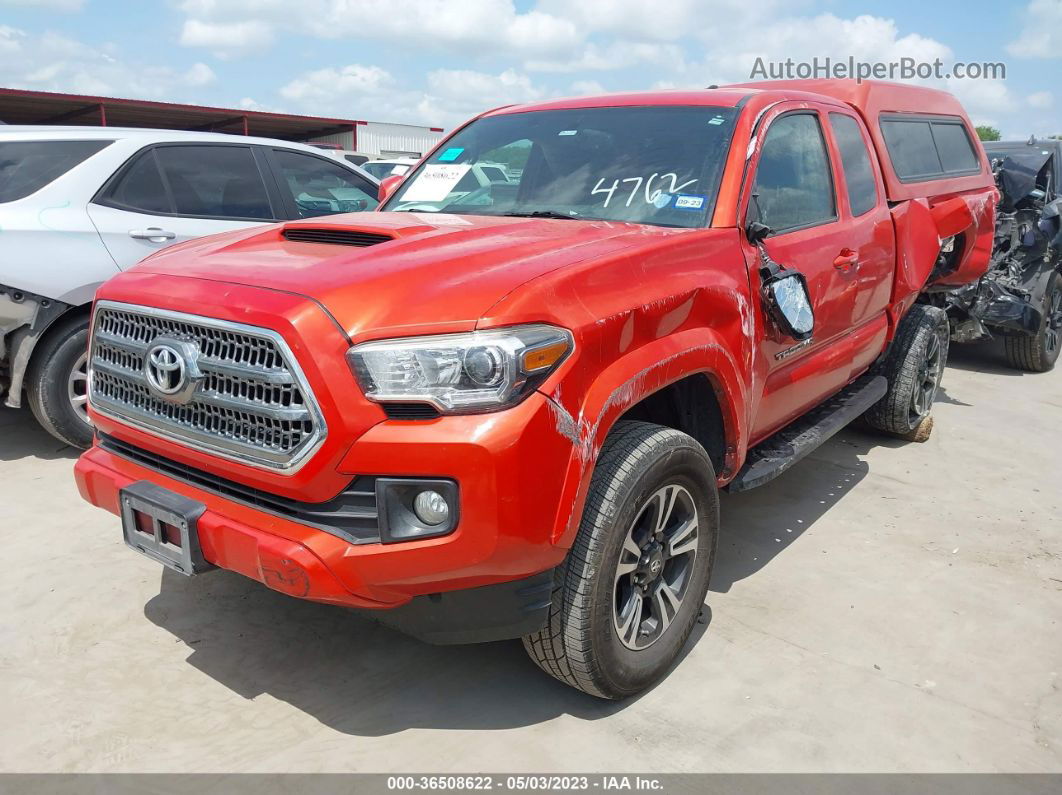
[{"x1": 544, "y1": 327, "x2": 749, "y2": 547}]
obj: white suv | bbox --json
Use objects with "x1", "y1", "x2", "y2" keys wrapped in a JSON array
[{"x1": 0, "y1": 126, "x2": 380, "y2": 448}]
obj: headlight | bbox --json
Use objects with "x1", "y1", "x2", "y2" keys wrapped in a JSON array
[{"x1": 347, "y1": 324, "x2": 573, "y2": 413}]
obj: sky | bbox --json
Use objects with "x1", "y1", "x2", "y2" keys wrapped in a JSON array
[{"x1": 1, "y1": 0, "x2": 1059, "y2": 137}]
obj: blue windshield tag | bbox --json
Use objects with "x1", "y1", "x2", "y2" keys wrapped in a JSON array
[
  {"x1": 439, "y1": 147, "x2": 464, "y2": 162},
  {"x1": 672, "y1": 194, "x2": 706, "y2": 211}
]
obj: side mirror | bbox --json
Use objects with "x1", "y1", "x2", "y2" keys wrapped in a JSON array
[
  {"x1": 763, "y1": 270, "x2": 815, "y2": 340},
  {"x1": 746, "y1": 220, "x2": 772, "y2": 245},
  {"x1": 378, "y1": 175, "x2": 404, "y2": 203}
]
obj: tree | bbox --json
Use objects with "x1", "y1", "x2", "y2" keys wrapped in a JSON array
[{"x1": 976, "y1": 125, "x2": 1002, "y2": 141}]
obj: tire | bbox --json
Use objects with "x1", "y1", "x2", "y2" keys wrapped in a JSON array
[
  {"x1": 865, "y1": 304, "x2": 949, "y2": 437},
  {"x1": 522, "y1": 421, "x2": 718, "y2": 699},
  {"x1": 1003, "y1": 271, "x2": 1061, "y2": 373},
  {"x1": 25, "y1": 314, "x2": 93, "y2": 449}
]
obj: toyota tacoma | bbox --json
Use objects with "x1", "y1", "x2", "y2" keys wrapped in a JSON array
[{"x1": 75, "y1": 80, "x2": 997, "y2": 698}]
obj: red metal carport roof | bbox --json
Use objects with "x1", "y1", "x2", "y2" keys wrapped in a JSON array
[{"x1": 0, "y1": 87, "x2": 444, "y2": 140}]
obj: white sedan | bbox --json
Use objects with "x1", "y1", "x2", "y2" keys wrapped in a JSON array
[{"x1": 0, "y1": 125, "x2": 379, "y2": 448}]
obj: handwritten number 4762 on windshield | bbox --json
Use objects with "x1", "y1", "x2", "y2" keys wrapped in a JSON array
[{"x1": 591, "y1": 173, "x2": 698, "y2": 208}]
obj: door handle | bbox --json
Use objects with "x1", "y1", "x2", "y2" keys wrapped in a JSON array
[
  {"x1": 833, "y1": 248, "x2": 859, "y2": 271},
  {"x1": 129, "y1": 228, "x2": 177, "y2": 242}
]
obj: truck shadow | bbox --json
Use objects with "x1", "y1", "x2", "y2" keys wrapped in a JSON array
[
  {"x1": 0, "y1": 406, "x2": 79, "y2": 462},
  {"x1": 144, "y1": 566, "x2": 710, "y2": 734},
  {"x1": 711, "y1": 427, "x2": 890, "y2": 593}
]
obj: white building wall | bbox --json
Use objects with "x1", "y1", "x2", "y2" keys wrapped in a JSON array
[
  {"x1": 308, "y1": 122, "x2": 444, "y2": 158},
  {"x1": 308, "y1": 130, "x2": 356, "y2": 150}
]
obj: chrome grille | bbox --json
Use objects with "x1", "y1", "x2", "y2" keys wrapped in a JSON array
[{"x1": 89, "y1": 302, "x2": 326, "y2": 471}]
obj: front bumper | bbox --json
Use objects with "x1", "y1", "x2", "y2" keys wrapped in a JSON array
[{"x1": 75, "y1": 390, "x2": 575, "y2": 611}]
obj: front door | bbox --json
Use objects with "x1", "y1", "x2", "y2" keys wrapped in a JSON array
[{"x1": 741, "y1": 106, "x2": 881, "y2": 441}]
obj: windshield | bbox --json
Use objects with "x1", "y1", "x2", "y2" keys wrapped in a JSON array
[{"x1": 382, "y1": 105, "x2": 737, "y2": 228}]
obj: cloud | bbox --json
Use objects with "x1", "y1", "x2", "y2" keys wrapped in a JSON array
[
  {"x1": 1028, "y1": 91, "x2": 1053, "y2": 109},
  {"x1": 280, "y1": 64, "x2": 394, "y2": 104},
  {"x1": 527, "y1": 41, "x2": 685, "y2": 73},
  {"x1": 179, "y1": 19, "x2": 273, "y2": 59},
  {"x1": 570, "y1": 80, "x2": 606, "y2": 95},
  {"x1": 1007, "y1": 0, "x2": 1062, "y2": 58},
  {"x1": 177, "y1": 0, "x2": 579, "y2": 59},
  {"x1": 276, "y1": 63, "x2": 548, "y2": 128},
  {"x1": 0, "y1": 26, "x2": 222, "y2": 101}
]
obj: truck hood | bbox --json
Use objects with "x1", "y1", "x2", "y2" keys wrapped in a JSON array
[{"x1": 133, "y1": 212, "x2": 691, "y2": 339}]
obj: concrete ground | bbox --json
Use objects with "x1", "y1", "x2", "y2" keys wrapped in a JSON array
[{"x1": 0, "y1": 338, "x2": 1059, "y2": 773}]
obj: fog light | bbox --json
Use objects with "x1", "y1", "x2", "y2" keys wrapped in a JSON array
[{"x1": 413, "y1": 490, "x2": 450, "y2": 525}]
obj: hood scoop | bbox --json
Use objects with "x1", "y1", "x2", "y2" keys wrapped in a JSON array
[{"x1": 282, "y1": 227, "x2": 394, "y2": 247}]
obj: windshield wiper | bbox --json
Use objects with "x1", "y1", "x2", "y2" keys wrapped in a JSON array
[{"x1": 500, "y1": 210, "x2": 581, "y2": 220}]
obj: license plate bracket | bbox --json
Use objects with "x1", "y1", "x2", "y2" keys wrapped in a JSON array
[{"x1": 120, "y1": 481, "x2": 215, "y2": 576}]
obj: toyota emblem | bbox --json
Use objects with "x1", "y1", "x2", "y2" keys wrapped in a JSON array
[
  {"x1": 145, "y1": 344, "x2": 186, "y2": 395},
  {"x1": 143, "y1": 338, "x2": 202, "y2": 403}
]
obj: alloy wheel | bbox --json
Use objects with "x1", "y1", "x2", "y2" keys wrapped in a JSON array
[
  {"x1": 613, "y1": 484, "x2": 699, "y2": 651},
  {"x1": 67, "y1": 352, "x2": 90, "y2": 425},
  {"x1": 1046, "y1": 288, "x2": 1062, "y2": 356},
  {"x1": 911, "y1": 329, "x2": 944, "y2": 424}
]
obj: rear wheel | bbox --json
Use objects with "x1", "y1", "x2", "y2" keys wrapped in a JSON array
[
  {"x1": 865, "y1": 304, "x2": 949, "y2": 437},
  {"x1": 522, "y1": 421, "x2": 717, "y2": 699},
  {"x1": 26, "y1": 315, "x2": 93, "y2": 449},
  {"x1": 1003, "y1": 271, "x2": 1061, "y2": 372}
]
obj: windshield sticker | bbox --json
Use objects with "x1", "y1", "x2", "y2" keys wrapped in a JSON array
[
  {"x1": 708, "y1": 115, "x2": 726, "y2": 126},
  {"x1": 558, "y1": 130, "x2": 578, "y2": 136},
  {"x1": 653, "y1": 192, "x2": 673, "y2": 209},
  {"x1": 591, "y1": 174, "x2": 698, "y2": 208},
  {"x1": 673, "y1": 194, "x2": 706, "y2": 211},
  {"x1": 438, "y1": 147, "x2": 464, "y2": 162},
  {"x1": 400, "y1": 164, "x2": 472, "y2": 202}
]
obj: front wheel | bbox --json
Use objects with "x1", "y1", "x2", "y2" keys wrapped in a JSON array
[{"x1": 522, "y1": 421, "x2": 717, "y2": 699}]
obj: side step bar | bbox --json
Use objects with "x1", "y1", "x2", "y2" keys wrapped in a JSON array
[{"x1": 726, "y1": 374, "x2": 888, "y2": 493}]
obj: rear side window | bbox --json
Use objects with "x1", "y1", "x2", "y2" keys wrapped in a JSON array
[
  {"x1": 0, "y1": 140, "x2": 112, "y2": 203},
  {"x1": 154, "y1": 145, "x2": 274, "y2": 220},
  {"x1": 106, "y1": 149, "x2": 172, "y2": 214},
  {"x1": 880, "y1": 116, "x2": 980, "y2": 182},
  {"x1": 932, "y1": 123, "x2": 979, "y2": 173},
  {"x1": 829, "y1": 114, "x2": 878, "y2": 217},
  {"x1": 271, "y1": 149, "x2": 379, "y2": 217},
  {"x1": 752, "y1": 113, "x2": 837, "y2": 232}
]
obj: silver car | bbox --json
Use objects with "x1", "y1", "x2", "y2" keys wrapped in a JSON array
[{"x1": 0, "y1": 126, "x2": 380, "y2": 447}]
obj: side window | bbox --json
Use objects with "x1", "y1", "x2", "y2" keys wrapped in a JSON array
[
  {"x1": 880, "y1": 120, "x2": 941, "y2": 180},
  {"x1": 752, "y1": 113, "x2": 836, "y2": 232},
  {"x1": 1, "y1": 140, "x2": 112, "y2": 203},
  {"x1": 880, "y1": 116, "x2": 980, "y2": 181},
  {"x1": 271, "y1": 149, "x2": 379, "y2": 217},
  {"x1": 153, "y1": 145, "x2": 274, "y2": 220},
  {"x1": 932, "y1": 123, "x2": 979, "y2": 173},
  {"x1": 829, "y1": 113, "x2": 879, "y2": 217},
  {"x1": 104, "y1": 149, "x2": 173, "y2": 214}
]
